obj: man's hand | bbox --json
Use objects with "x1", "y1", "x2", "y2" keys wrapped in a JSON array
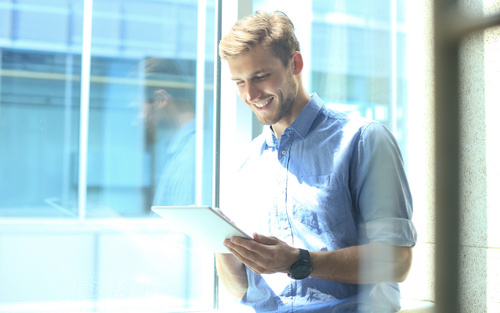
[
  {"x1": 223, "y1": 233, "x2": 299, "y2": 275},
  {"x1": 220, "y1": 233, "x2": 413, "y2": 287},
  {"x1": 224, "y1": 236, "x2": 413, "y2": 285},
  {"x1": 215, "y1": 253, "x2": 248, "y2": 299}
]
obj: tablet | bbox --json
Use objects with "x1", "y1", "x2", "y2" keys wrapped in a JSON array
[{"x1": 151, "y1": 205, "x2": 252, "y2": 253}]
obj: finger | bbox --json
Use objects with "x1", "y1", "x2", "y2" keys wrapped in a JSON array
[
  {"x1": 228, "y1": 247, "x2": 269, "y2": 275},
  {"x1": 225, "y1": 237, "x2": 293, "y2": 275},
  {"x1": 224, "y1": 237, "x2": 254, "y2": 258},
  {"x1": 225, "y1": 237, "x2": 271, "y2": 269},
  {"x1": 230, "y1": 236, "x2": 271, "y2": 259},
  {"x1": 229, "y1": 235, "x2": 272, "y2": 252},
  {"x1": 224, "y1": 240, "x2": 265, "y2": 273},
  {"x1": 230, "y1": 235, "x2": 254, "y2": 245},
  {"x1": 226, "y1": 237, "x2": 259, "y2": 258},
  {"x1": 230, "y1": 236, "x2": 274, "y2": 258},
  {"x1": 227, "y1": 236, "x2": 288, "y2": 271},
  {"x1": 253, "y1": 233, "x2": 283, "y2": 245},
  {"x1": 248, "y1": 235, "x2": 287, "y2": 261}
]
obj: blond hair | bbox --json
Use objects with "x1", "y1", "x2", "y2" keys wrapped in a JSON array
[{"x1": 219, "y1": 11, "x2": 300, "y2": 67}]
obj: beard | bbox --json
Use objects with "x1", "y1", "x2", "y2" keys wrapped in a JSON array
[{"x1": 256, "y1": 75, "x2": 298, "y2": 126}]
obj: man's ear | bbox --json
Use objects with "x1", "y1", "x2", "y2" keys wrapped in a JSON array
[{"x1": 291, "y1": 51, "x2": 304, "y2": 75}]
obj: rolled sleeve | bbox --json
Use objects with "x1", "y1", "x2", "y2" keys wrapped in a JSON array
[
  {"x1": 351, "y1": 122, "x2": 417, "y2": 247},
  {"x1": 365, "y1": 217, "x2": 417, "y2": 246}
]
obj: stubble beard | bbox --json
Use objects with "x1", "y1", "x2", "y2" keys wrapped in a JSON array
[{"x1": 257, "y1": 76, "x2": 297, "y2": 126}]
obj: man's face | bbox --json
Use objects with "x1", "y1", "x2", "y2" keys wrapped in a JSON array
[{"x1": 228, "y1": 44, "x2": 298, "y2": 127}]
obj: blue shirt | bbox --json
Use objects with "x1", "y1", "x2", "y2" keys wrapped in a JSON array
[
  {"x1": 226, "y1": 94, "x2": 417, "y2": 312},
  {"x1": 154, "y1": 119, "x2": 196, "y2": 206}
]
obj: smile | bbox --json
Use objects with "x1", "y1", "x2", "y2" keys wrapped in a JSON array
[{"x1": 254, "y1": 97, "x2": 273, "y2": 108}]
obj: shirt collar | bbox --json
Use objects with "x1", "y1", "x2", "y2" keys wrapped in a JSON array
[
  {"x1": 289, "y1": 93, "x2": 323, "y2": 139},
  {"x1": 263, "y1": 93, "x2": 324, "y2": 147}
]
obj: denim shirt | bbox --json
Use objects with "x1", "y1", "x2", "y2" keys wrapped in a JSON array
[
  {"x1": 153, "y1": 119, "x2": 196, "y2": 206},
  {"x1": 226, "y1": 94, "x2": 417, "y2": 313}
]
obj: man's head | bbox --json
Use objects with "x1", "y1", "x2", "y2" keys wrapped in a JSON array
[
  {"x1": 219, "y1": 11, "x2": 300, "y2": 67},
  {"x1": 219, "y1": 11, "x2": 310, "y2": 138}
]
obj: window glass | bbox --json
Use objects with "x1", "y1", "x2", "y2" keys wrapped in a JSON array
[
  {"x1": 0, "y1": 0, "x2": 216, "y2": 311},
  {"x1": 254, "y1": 0, "x2": 408, "y2": 159}
]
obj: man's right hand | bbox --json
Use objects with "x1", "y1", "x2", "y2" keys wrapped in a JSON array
[{"x1": 215, "y1": 252, "x2": 248, "y2": 299}]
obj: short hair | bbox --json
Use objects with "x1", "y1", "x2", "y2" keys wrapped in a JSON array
[{"x1": 219, "y1": 11, "x2": 300, "y2": 67}]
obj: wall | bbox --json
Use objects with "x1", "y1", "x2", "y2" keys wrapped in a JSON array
[
  {"x1": 403, "y1": 0, "x2": 500, "y2": 312},
  {"x1": 459, "y1": 1, "x2": 500, "y2": 311}
]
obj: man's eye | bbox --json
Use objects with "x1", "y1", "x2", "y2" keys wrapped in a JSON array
[
  {"x1": 256, "y1": 74, "x2": 269, "y2": 80},
  {"x1": 235, "y1": 81, "x2": 244, "y2": 85}
]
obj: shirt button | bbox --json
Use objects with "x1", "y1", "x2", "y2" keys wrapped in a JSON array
[
  {"x1": 282, "y1": 297, "x2": 293, "y2": 304},
  {"x1": 281, "y1": 150, "x2": 287, "y2": 155}
]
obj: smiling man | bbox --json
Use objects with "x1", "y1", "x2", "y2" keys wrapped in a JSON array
[
  {"x1": 215, "y1": 11, "x2": 417, "y2": 313},
  {"x1": 228, "y1": 43, "x2": 309, "y2": 138}
]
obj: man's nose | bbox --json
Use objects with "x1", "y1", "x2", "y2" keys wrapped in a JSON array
[{"x1": 245, "y1": 82, "x2": 261, "y2": 102}]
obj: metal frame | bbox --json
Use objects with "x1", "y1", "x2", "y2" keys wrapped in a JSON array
[
  {"x1": 212, "y1": 1, "x2": 254, "y2": 309},
  {"x1": 78, "y1": 0, "x2": 94, "y2": 220},
  {"x1": 212, "y1": 0, "x2": 223, "y2": 308}
]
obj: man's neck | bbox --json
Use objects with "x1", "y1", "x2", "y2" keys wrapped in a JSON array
[{"x1": 272, "y1": 90, "x2": 311, "y2": 140}]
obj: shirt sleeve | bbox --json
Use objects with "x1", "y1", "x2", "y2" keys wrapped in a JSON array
[{"x1": 350, "y1": 122, "x2": 417, "y2": 247}]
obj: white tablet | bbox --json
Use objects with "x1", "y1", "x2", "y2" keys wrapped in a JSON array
[{"x1": 151, "y1": 205, "x2": 252, "y2": 253}]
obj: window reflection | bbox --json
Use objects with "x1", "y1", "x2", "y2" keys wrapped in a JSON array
[
  {"x1": 142, "y1": 58, "x2": 197, "y2": 207},
  {"x1": 0, "y1": 0, "x2": 214, "y2": 216},
  {"x1": 0, "y1": 0, "x2": 215, "y2": 311}
]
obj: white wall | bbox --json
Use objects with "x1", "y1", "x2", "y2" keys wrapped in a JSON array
[{"x1": 403, "y1": 1, "x2": 500, "y2": 312}]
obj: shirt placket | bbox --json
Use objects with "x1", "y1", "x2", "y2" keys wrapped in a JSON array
[{"x1": 277, "y1": 134, "x2": 294, "y2": 245}]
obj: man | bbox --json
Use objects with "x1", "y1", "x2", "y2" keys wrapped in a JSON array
[{"x1": 216, "y1": 11, "x2": 417, "y2": 313}]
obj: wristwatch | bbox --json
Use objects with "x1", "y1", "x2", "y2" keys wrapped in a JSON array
[{"x1": 288, "y1": 248, "x2": 312, "y2": 280}]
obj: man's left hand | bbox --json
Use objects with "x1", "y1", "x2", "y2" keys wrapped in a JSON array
[{"x1": 224, "y1": 233, "x2": 299, "y2": 275}]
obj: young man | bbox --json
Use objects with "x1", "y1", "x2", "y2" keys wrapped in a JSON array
[{"x1": 216, "y1": 11, "x2": 417, "y2": 312}]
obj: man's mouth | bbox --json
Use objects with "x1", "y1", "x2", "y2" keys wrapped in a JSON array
[{"x1": 254, "y1": 97, "x2": 273, "y2": 108}]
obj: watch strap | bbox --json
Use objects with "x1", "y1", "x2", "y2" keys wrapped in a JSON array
[{"x1": 288, "y1": 248, "x2": 312, "y2": 279}]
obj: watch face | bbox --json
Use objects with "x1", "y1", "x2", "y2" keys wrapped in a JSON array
[
  {"x1": 290, "y1": 264, "x2": 311, "y2": 280},
  {"x1": 289, "y1": 249, "x2": 312, "y2": 280}
]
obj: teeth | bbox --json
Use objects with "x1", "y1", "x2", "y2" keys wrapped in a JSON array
[{"x1": 255, "y1": 97, "x2": 272, "y2": 108}]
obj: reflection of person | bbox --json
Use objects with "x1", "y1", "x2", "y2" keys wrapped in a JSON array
[
  {"x1": 140, "y1": 57, "x2": 197, "y2": 207},
  {"x1": 215, "y1": 11, "x2": 417, "y2": 312},
  {"x1": 150, "y1": 89, "x2": 196, "y2": 206}
]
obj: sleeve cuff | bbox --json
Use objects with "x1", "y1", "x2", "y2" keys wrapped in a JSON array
[{"x1": 365, "y1": 217, "x2": 417, "y2": 247}]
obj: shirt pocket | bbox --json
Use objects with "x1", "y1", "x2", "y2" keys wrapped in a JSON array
[
  {"x1": 296, "y1": 174, "x2": 331, "y2": 187},
  {"x1": 288, "y1": 174, "x2": 348, "y2": 235}
]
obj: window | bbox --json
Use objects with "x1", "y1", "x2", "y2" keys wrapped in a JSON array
[
  {"x1": 0, "y1": 0, "x2": 216, "y2": 311},
  {"x1": 252, "y1": 0, "x2": 409, "y2": 158},
  {"x1": 0, "y1": 0, "x2": 419, "y2": 311}
]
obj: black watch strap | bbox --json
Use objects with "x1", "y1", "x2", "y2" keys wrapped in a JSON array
[{"x1": 288, "y1": 248, "x2": 312, "y2": 280}]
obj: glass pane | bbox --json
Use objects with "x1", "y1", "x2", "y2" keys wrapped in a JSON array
[
  {"x1": 254, "y1": 0, "x2": 408, "y2": 158},
  {"x1": 0, "y1": 0, "x2": 81, "y2": 216},
  {"x1": 0, "y1": 0, "x2": 216, "y2": 311}
]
